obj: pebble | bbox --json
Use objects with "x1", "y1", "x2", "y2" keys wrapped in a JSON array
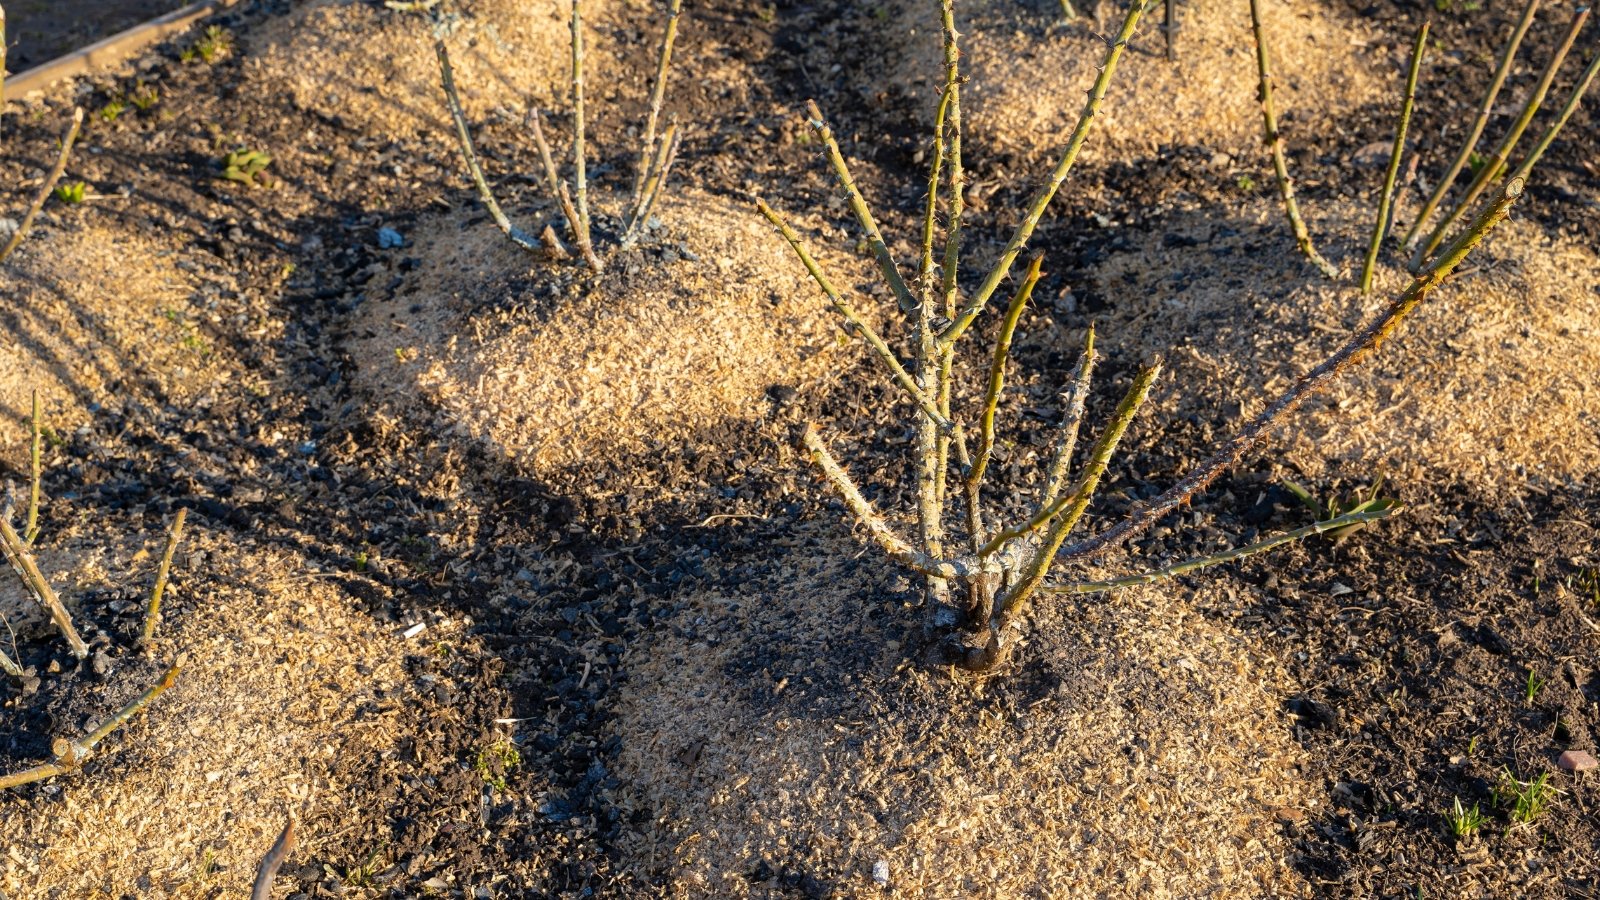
[
  {"x1": 872, "y1": 859, "x2": 890, "y2": 888},
  {"x1": 377, "y1": 226, "x2": 405, "y2": 249},
  {"x1": 1557, "y1": 749, "x2": 1597, "y2": 772}
]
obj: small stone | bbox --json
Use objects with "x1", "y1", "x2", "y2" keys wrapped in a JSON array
[
  {"x1": 1557, "y1": 749, "x2": 1597, "y2": 772},
  {"x1": 377, "y1": 226, "x2": 406, "y2": 249},
  {"x1": 90, "y1": 650, "x2": 115, "y2": 678},
  {"x1": 872, "y1": 859, "x2": 890, "y2": 888}
]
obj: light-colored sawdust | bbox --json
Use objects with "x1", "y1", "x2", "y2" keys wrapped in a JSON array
[
  {"x1": 886, "y1": 0, "x2": 1384, "y2": 161},
  {"x1": 243, "y1": 0, "x2": 616, "y2": 147},
  {"x1": 0, "y1": 525, "x2": 434, "y2": 898},
  {"x1": 348, "y1": 188, "x2": 865, "y2": 492},
  {"x1": 608, "y1": 523, "x2": 1312, "y2": 899},
  {"x1": 1088, "y1": 197, "x2": 1600, "y2": 492},
  {"x1": 0, "y1": 217, "x2": 249, "y2": 470}
]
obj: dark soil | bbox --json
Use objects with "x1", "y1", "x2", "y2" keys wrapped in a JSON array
[
  {"x1": 4, "y1": 0, "x2": 187, "y2": 72},
  {"x1": 0, "y1": 0, "x2": 1596, "y2": 896}
]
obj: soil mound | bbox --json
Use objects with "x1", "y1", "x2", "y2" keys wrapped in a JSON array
[
  {"x1": 885, "y1": 0, "x2": 1383, "y2": 161},
  {"x1": 1088, "y1": 199, "x2": 1600, "y2": 492},
  {"x1": 244, "y1": 0, "x2": 616, "y2": 146},
  {"x1": 0, "y1": 218, "x2": 245, "y2": 469},
  {"x1": 607, "y1": 523, "x2": 1311, "y2": 899},
  {"x1": 0, "y1": 524, "x2": 430, "y2": 897},
  {"x1": 347, "y1": 189, "x2": 863, "y2": 502}
]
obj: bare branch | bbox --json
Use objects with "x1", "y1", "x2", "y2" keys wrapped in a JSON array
[
  {"x1": 252, "y1": 819, "x2": 298, "y2": 900},
  {"x1": 1047, "y1": 502, "x2": 1402, "y2": 594},
  {"x1": 802, "y1": 426, "x2": 975, "y2": 580},
  {"x1": 571, "y1": 0, "x2": 591, "y2": 247},
  {"x1": 941, "y1": 0, "x2": 1152, "y2": 345},
  {"x1": 435, "y1": 41, "x2": 541, "y2": 253},
  {"x1": 140, "y1": 507, "x2": 188, "y2": 648},
  {"x1": 0, "y1": 108, "x2": 85, "y2": 264},
  {"x1": 1249, "y1": 0, "x2": 1337, "y2": 279},
  {"x1": 1362, "y1": 21, "x2": 1428, "y2": 294},
  {"x1": 967, "y1": 254, "x2": 1043, "y2": 501},
  {"x1": 755, "y1": 197, "x2": 952, "y2": 430},
  {"x1": 1402, "y1": 0, "x2": 1540, "y2": 251},
  {"x1": 0, "y1": 514, "x2": 87, "y2": 658},
  {"x1": 627, "y1": 0, "x2": 684, "y2": 217},
  {"x1": 1038, "y1": 325, "x2": 1097, "y2": 513},
  {"x1": 0, "y1": 663, "x2": 180, "y2": 791},
  {"x1": 1413, "y1": 7, "x2": 1587, "y2": 268},
  {"x1": 1057, "y1": 179, "x2": 1524, "y2": 567},
  {"x1": 27, "y1": 388, "x2": 41, "y2": 543}
]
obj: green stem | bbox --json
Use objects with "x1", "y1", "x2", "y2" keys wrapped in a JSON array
[
  {"x1": 997, "y1": 363, "x2": 1162, "y2": 626},
  {"x1": 571, "y1": 0, "x2": 591, "y2": 247},
  {"x1": 0, "y1": 664, "x2": 181, "y2": 790},
  {"x1": 805, "y1": 100, "x2": 918, "y2": 316},
  {"x1": 140, "y1": 507, "x2": 187, "y2": 647},
  {"x1": 968, "y1": 255, "x2": 1043, "y2": 499},
  {"x1": 1413, "y1": 7, "x2": 1587, "y2": 268},
  {"x1": 1250, "y1": 0, "x2": 1337, "y2": 279},
  {"x1": 27, "y1": 388, "x2": 41, "y2": 544},
  {"x1": 1505, "y1": 47, "x2": 1600, "y2": 188},
  {"x1": 623, "y1": 117, "x2": 680, "y2": 244},
  {"x1": 1047, "y1": 503, "x2": 1401, "y2": 594},
  {"x1": 1038, "y1": 325, "x2": 1097, "y2": 513},
  {"x1": 1057, "y1": 179, "x2": 1524, "y2": 566},
  {"x1": 435, "y1": 42, "x2": 540, "y2": 253},
  {"x1": 0, "y1": 514, "x2": 86, "y2": 658},
  {"x1": 941, "y1": 0, "x2": 1152, "y2": 345},
  {"x1": 1402, "y1": 0, "x2": 1540, "y2": 252},
  {"x1": 756, "y1": 198, "x2": 951, "y2": 429},
  {"x1": 0, "y1": 108, "x2": 84, "y2": 264},
  {"x1": 1362, "y1": 21, "x2": 1428, "y2": 294},
  {"x1": 627, "y1": 0, "x2": 684, "y2": 220}
]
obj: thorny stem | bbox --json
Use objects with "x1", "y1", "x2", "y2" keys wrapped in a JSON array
[
  {"x1": 571, "y1": 0, "x2": 591, "y2": 247},
  {"x1": 986, "y1": 363, "x2": 1162, "y2": 646},
  {"x1": 1413, "y1": 7, "x2": 1587, "y2": 268},
  {"x1": 936, "y1": 0, "x2": 967, "y2": 324},
  {"x1": 1505, "y1": 46, "x2": 1600, "y2": 193},
  {"x1": 27, "y1": 388, "x2": 40, "y2": 544},
  {"x1": 252, "y1": 819, "x2": 298, "y2": 900},
  {"x1": 140, "y1": 507, "x2": 187, "y2": 647},
  {"x1": 0, "y1": 664, "x2": 180, "y2": 791},
  {"x1": 0, "y1": 108, "x2": 84, "y2": 264},
  {"x1": 1249, "y1": 0, "x2": 1337, "y2": 279},
  {"x1": 756, "y1": 198, "x2": 952, "y2": 429},
  {"x1": 967, "y1": 255, "x2": 1043, "y2": 505},
  {"x1": 528, "y1": 108, "x2": 570, "y2": 231},
  {"x1": 802, "y1": 425, "x2": 976, "y2": 580},
  {"x1": 435, "y1": 42, "x2": 541, "y2": 253},
  {"x1": 1402, "y1": 0, "x2": 1540, "y2": 252},
  {"x1": 627, "y1": 0, "x2": 684, "y2": 218},
  {"x1": 1046, "y1": 503, "x2": 1401, "y2": 594},
  {"x1": 976, "y1": 491, "x2": 1076, "y2": 559},
  {"x1": 918, "y1": 86, "x2": 953, "y2": 290},
  {"x1": 558, "y1": 181, "x2": 604, "y2": 272},
  {"x1": 623, "y1": 119, "x2": 680, "y2": 245},
  {"x1": 0, "y1": 514, "x2": 87, "y2": 658},
  {"x1": 941, "y1": 0, "x2": 1152, "y2": 345},
  {"x1": 1038, "y1": 326, "x2": 1097, "y2": 514},
  {"x1": 1362, "y1": 21, "x2": 1428, "y2": 294},
  {"x1": 1056, "y1": 179, "x2": 1524, "y2": 567},
  {"x1": 805, "y1": 100, "x2": 918, "y2": 316},
  {"x1": 1165, "y1": 0, "x2": 1177, "y2": 61}
]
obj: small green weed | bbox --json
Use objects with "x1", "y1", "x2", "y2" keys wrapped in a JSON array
[
  {"x1": 53, "y1": 181, "x2": 87, "y2": 204},
  {"x1": 1446, "y1": 796, "x2": 1486, "y2": 840},
  {"x1": 1235, "y1": 174, "x2": 1257, "y2": 192},
  {"x1": 1495, "y1": 768, "x2": 1556, "y2": 825},
  {"x1": 1573, "y1": 566, "x2": 1599, "y2": 605},
  {"x1": 128, "y1": 83, "x2": 160, "y2": 111},
  {"x1": 1523, "y1": 668, "x2": 1546, "y2": 704},
  {"x1": 220, "y1": 148, "x2": 273, "y2": 188},
  {"x1": 475, "y1": 739, "x2": 522, "y2": 792},
  {"x1": 1281, "y1": 476, "x2": 1398, "y2": 541},
  {"x1": 181, "y1": 26, "x2": 234, "y2": 64},
  {"x1": 326, "y1": 844, "x2": 385, "y2": 889},
  {"x1": 97, "y1": 98, "x2": 126, "y2": 123}
]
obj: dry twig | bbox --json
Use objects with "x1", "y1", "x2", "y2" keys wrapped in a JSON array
[{"x1": 0, "y1": 663, "x2": 180, "y2": 790}]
